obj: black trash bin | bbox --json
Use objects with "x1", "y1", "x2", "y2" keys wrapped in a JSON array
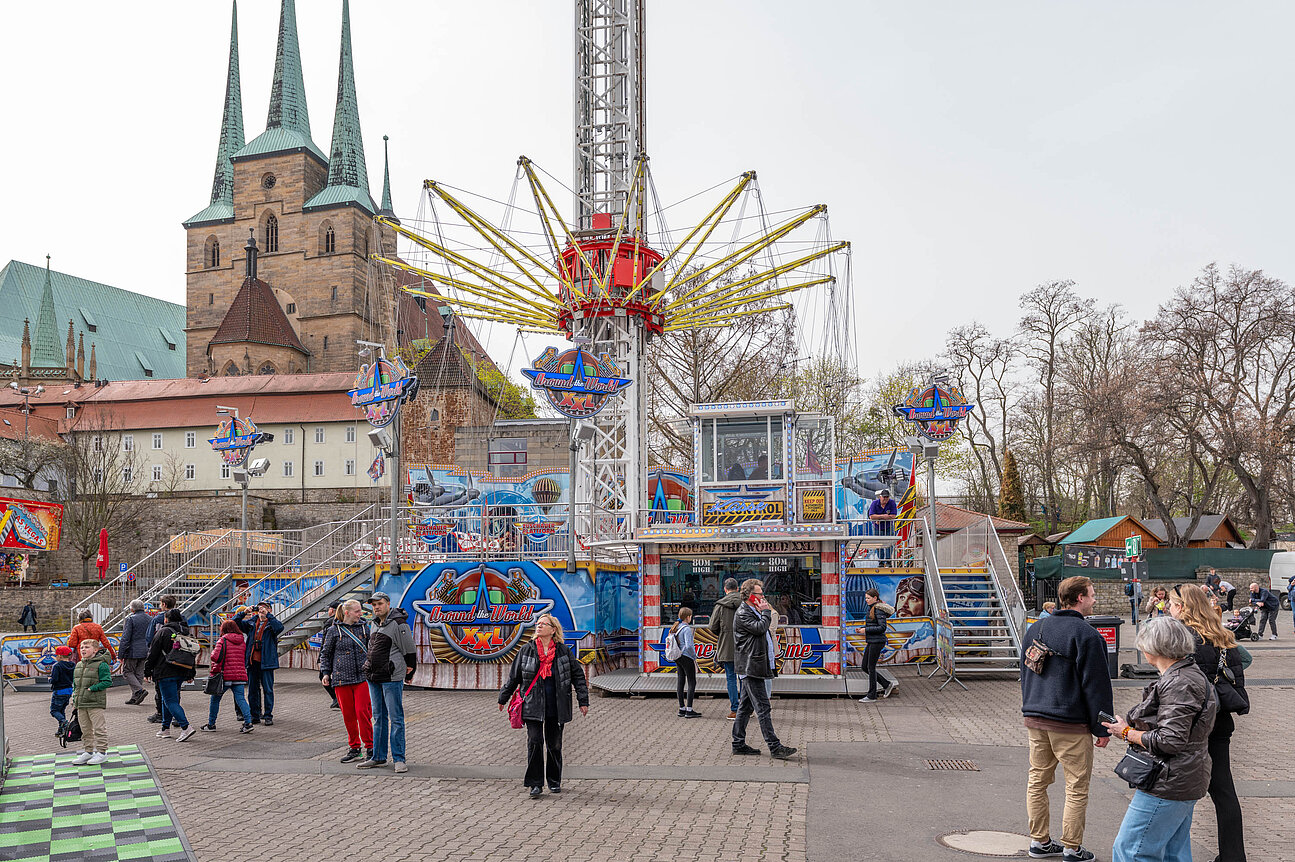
[{"x1": 1085, "y1": 615, "x2": 1122, "y2": 679}]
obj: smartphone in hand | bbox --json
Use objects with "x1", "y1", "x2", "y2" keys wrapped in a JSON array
[{"x1": 1098, "y1": 711, "x2": 1117, "y2": 725}]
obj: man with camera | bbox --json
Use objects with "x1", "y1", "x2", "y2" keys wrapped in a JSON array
[{"x1": 235, "y1": 602, "x2": 284, "y2": 725}]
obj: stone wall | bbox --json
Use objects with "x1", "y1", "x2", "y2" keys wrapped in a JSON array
[
  {"x1": 1088, "y1": 566, "x2": 1268, "y2": 616},
  {"x1": 0, "y1": 585, "x2": 102, "y2": 631}
]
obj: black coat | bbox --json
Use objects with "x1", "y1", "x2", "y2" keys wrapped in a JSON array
[
  {"x1": 498, "y1": 640, "x2": 589, "y2": 723},
  {"x1": 143, "y1": 625, "x2": 195, "y2": 681},
  {"x1": 733, "y1": 601, "x2": 777, "y2": 679},
  {"x1": 863, "y1": 601, "x2": 894, "y2": 644},
  {"x1": 1190, "y1": 633, "x2": 1243, "y2": 740},
  {"x1": 120, "y1": 610, "x2": 150, "y2": 659},
  {"x1": 320, "y1": 622, "x2": 369, "y2": 688}
]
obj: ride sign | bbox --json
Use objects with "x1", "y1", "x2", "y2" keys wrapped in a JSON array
[
  {"x1": 350, "y1": 356, "x2": 419, "y2": 428},
  {"x1": 893, "y1": 380, "x2": 975, "y2": 442},
  {"x1": 521, "y1": 346, "x2": 632, "y2": 420},
  {"x1": 209, "y1": 416, "x2": 271, "y2": 467}
]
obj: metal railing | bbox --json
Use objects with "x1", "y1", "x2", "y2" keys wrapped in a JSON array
[
  {"x1": 985, "y1": 515, "x2": 1027, "y2": 648},
  {"x1": 840, "y1": 516, "x2": 923, "y2": 567},
  {"x1": 920, "y1": 517, "x2": 949, "y2": 618}
]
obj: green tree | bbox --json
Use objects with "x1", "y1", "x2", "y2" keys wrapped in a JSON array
[
  {"x1": 998, "y1": 449, "x2": 1026, "y2": 522},
  {"x1": 473, "y1": 359, "x2": 537, "y2": 420}
]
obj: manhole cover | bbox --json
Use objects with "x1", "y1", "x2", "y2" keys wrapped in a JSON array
[
  {"x1": 938, "y1": 831, "x2": 1030, "y2": 856},
  {"x1": 926, "y1": 758, "x2": 980, "y2": 770}
]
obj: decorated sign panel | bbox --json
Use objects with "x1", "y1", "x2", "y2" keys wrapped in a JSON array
[
  {"x1": 1063, "y1": 544, "x2": 1125, "y2": 571},
  {"x1": 699, "y1": 485, "x2": 785, "y2": 526},
  {"x1": 521, "y1": 346, "x2": 632, "y2": 419},
  {"x1": 350, "y1": 356, "x2": 418, "y2": 428},
  {"x1": 893, "y1": 381, "x2": 975, "y2": 442},
  {"x1": 841, "y1": 618, "x2": 935, "y2": 667},
  {"x1": 0, "y1": 498, "x2": 63, "y2": 552},
  {"x1": 645, "y1": 624, "x2": 835, "y2": 675},
  {"x1": 208, "y1": 416, "x2": 268, "y2": 467}
]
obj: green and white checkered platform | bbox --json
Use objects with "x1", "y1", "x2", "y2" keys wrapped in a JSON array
[{"x1": 0, "y1": 745, "x2": 195, "y2": 862}]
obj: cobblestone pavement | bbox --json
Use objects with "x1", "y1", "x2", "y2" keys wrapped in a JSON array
[{"x1": 2, "y1": 633, "x2": 1292, "y2": 861}]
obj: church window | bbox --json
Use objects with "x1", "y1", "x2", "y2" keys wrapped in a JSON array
[
  {"x1": 286, "y1": 303, "x2": 296, "y2": 315},
  {"x1": 331, "y1": 286, "x2": 338, "y2": 302},
  {"x1": 258, "y1": 362, "x2": 276, "y2": 375},
  {"x1": 321, "y1": 222, "x2": 336, "y2": 255},
  {"x1": 205, "y1": 236, "x2": 221, "y2": 268},
  {"x1": 209, "y1": 293, "x2": 214, "y2": 305},
  {"x1": 223, "y1": 362, "x2": 240, "y2": 376},
  {"x1": 263, "y1": 212, "x2": 279, "y2": 253}
]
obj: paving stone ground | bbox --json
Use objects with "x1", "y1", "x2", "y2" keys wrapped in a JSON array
[{"x1": 2, "y1": 627, "x2": 1292, "y2": 861}]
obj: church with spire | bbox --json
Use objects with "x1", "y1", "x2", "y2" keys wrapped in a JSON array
[{"x1": 184, "y1": 0, "x2": 418, "y2": 377}]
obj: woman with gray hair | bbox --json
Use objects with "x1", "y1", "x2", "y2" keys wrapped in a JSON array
[
  {"x1": 119, "y1": 599, "x2": 151, "y2": 705},
  {"x1": 1103, "y1": 616, "x2": 1217, "y2": 862}
]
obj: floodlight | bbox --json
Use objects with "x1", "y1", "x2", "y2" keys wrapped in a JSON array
[
  {"x1": 247, "y1": 457, "x2": 271, "y2": 477},
  {"x1": 232, "y1": 468, "x2": 249, "y2": 484},
  {"x1": 572, "y1": 421, "x2": 596, "y2": 444},
  {"x1": 368, "y1": 427, "x2": 393, "y2": 452}
]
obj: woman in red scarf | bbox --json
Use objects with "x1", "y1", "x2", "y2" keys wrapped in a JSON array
[{"x1": 497, "y1": 614, "x2": 590, "y2": 798}]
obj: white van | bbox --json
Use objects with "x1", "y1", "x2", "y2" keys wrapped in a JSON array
[{"x1": 1269, "y1": 551, "x2": 1295, "y2": 611}]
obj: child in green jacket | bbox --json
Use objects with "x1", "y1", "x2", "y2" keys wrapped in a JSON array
[{"x1": 71, "y1": 640, "x2": 113, "y2": 765}]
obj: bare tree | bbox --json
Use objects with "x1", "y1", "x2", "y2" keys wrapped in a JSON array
[
  {"x1": 944, "y1": 323, "x2": 1019, "y2": 513},
  {"x1": 0, "y1": 432, "x2": 68, "y2": 491},
  {"x1": 1018, "y1": 281, "x2": 1093, "y2": 533},
  {"x1": 62, "y1": 413, "x2": 150, "y2": 579},
  {"x1": 1141, "y1": 263, "x2": 1295, "y2": 547}
]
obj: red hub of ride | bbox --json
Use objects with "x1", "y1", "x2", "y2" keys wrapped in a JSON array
[{"x1": 555, "y1": 232, "x2": 666, "y2": 337}]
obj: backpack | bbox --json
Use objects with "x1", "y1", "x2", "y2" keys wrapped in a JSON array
[
  {"x1": 58, "y1": 711, "x2": 82, "y2": 748},
  {"x1": 166, "y1": 628, "x2": 202, "y2": 669},
  {"x1": 664, "y1": 626, "x2": 683, "y2": 661}
]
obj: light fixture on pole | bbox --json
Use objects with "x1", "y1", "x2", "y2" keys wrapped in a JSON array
[
  {"x1": 352, "y1": 340, "x2": 416, "y2": 581},
  {"x1": 9, "y1": 382, "x2": 44, "y2": 447},
  {"x1": 212, "y1": 405, "x2": 273, "y2": 571}
]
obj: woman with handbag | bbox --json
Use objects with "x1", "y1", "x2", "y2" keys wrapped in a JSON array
[
  {"x1": 858, "y1": 588, "x2": 894, "y2": 703},
  {"x1": 497, "y1": 614, "x2": 590, "y2": 799},
  {"x1": 202, "y1": 620, "x2": 252, "y2": 734},
  {"x1": 320, "y1": 599, "x2": 373, "y2": 763},
  {"x1": 1103, "y1": 616, "x2": 1217, "y2": 862},
  {"x1": 1170, "y1": 583, "x2": 1250, "y2": 862},
  {"x1": 670, "y1": 607, "x2": 701, "y2": 718}
]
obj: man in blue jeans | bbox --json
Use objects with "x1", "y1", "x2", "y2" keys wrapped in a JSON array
[
  {"x1": 235, "y1": 603, "x2": 283, "y2": 725},
  {"x1": 358, "y1": 592, "x2": 417, "y2": 774},
  {"x1": 707, "y1": 578, "x2": 742, "y2": 718}
]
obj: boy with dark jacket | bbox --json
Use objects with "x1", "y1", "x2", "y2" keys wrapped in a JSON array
[
  {"x1": 1019, "y1": 576, "x2": 1112, "y2": 862},
  {"x1": 730, "y1": 578, "x2": 797, "y2": 760},
  {"x1": 49, "y1": 645, "x2": 76, "y2": 735}
]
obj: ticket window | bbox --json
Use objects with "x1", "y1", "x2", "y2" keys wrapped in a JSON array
[
  {"x1": 699, "y1": 416, "x2": 785, "y2": 484},
  {"x1": 659, "y1": 554, "x2": 821, "y2": 626}
]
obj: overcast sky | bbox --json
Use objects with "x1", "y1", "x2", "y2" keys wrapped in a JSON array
[{"x1": 2, "y1": 1, "x2": 1292, "y2": 382}]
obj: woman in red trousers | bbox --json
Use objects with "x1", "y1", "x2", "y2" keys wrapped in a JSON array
[{"x1": 320, "y1": 599, "x2": 373, "y2": 763}]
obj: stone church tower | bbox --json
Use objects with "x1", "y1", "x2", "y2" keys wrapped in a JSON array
[{"x1": 183, "y1": 0, "x2": 408, "y2": 377}]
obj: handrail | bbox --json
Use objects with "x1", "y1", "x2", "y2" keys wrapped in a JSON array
[
  {"x1": 984, "y1": 515, "x2": 1026, "y2": 648},
  {"x1": 72, "y1": 529, "x2": 210, "y2": 628},
  {"x1": 921, "y1": 517, "x2": 949, "y2": 618},
  {"x1": 134, "y1": 530, "x2": 240, "y2": 607}
]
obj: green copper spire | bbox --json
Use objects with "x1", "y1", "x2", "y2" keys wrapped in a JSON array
[
  {"x1": 32, "y1": 256, "x2": 64, "y2": 368},
  {"x1": 212, "y1": 2, "x2": 244, "y2": 205},
  {"x1": 268, "y1": 0, "x2": 310, "y2": 136},
  {"x1": 378, "y1": 134, "x2": 398, "y2": 221},
  {"x1": 235, "y1": 0, "x2": 325, "y2": 163},
  {"x1": 305, "y1": 0, "x2": 376, "y2": 213},
  {"x1": 184, "y1": 2, "x2": 246, "y2": 227}
]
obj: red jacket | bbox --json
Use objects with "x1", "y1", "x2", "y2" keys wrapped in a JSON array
[
  {"x1": 209, "y1": 632, "x2": 248, "y2": 683},
  {"x1": 68, "y1": 622, "x2": 116, "y2": 662}
]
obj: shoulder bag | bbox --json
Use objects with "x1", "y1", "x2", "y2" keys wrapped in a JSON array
[
  {"x1": 1212, "y1": 646, "x2": 1250, "y2": 715},
  {"x1": 1022, "y1": 631, "x2": 1057, "y2": 675},
  {"x1": 204, "y1": 637, "x2": 225, "y2": 695},
  {"x1": 1113, "y1": 745, "x2": 1168, "y2": 791},
  {"x1": 508, "y1": 671, "x2": 542, "y2": 730}
]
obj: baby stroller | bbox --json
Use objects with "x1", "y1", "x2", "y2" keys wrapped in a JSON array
[{"x1": 1225, "y1": 606, "x2": 1259, "y2": 642}]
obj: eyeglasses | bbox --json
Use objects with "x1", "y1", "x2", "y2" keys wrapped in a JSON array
[{"x1": 536, "y1": 621, "x2": 553, "y2": 628}]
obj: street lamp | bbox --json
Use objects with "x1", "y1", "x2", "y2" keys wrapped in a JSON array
[
  {"x1": 358, "y1": 340, "x2": 403, "y2": 580},
  {"x1": 9, "y1": 382, "x2": 44, "y2": 446}
]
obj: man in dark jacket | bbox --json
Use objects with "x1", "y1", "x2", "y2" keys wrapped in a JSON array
[
  {"x1": 1248, "y1": 582, "x2": 1280, "y2": 639},
  {"x1": 19, "y1": 601, "x2": 37, "y2": 632},
  {"x1": 119, "y1": 600, "x2": 151, "y2": 704},
  {"x1": 707, "y1": 578, "x2": 742, "y2": 718},
  {"x1": 359, "y1": 592, "x2": 417, "y2": 772},
  {"x1": 1020, "y1": 576, "x2": 1112, "y2": 862},
  {"x1": 145, "y1": 595, "x2": 178, "y2": 723},
  {"x1": 236, "y1": 603, "x2": 284, "y2": 725},
  {"x1": 730, "y1": 579, "x2": 797, "y2": 760}
]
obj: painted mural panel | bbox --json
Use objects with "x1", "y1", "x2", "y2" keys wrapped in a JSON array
[
  {"x1": 2, "y1": 632, "x2": 122, "y2": 677},
  {"x1": 0, "y1": 497, "x2": 63, "y2": 552},
  {"x1": 643, "y1": 624, "x2": 836, "y2": 675}
]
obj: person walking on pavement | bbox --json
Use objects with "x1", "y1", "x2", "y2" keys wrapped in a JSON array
[
  {"x1": 320, "y1": 599, "x2": 373, "y2": 763},
  {"x1": 202, "y1": 620, "x2": 253, "y2": 734},
  {"x1": 68, "y1": 610, "x2": 116, "y2": 663},
  {"x1": 730, "y1": 578, "x2": 797, "y2": 760},
  {"x1": 707, "y1": 578, "x2": 742, "y2": 719},
  {"x1": 143, "y1": 609, "x2": 197, "y2": 742},
  {"x1": 1103, "y1": 617, "x2": 1216, "y2": 862},
  {"x1": 235, "y1": 602, "x2": 283, "y2": 725},
  {"x1": 1169, "y1": 584, "x2": 1249, "y2": 862},
  {"x1": 671, "y1": 606, "x2": 701, "y2": 718},
  {"x1": 358, "y1": 592, "x2": 416, "y2": 773},
  {"x1": 19, "y1": 601, "x2": 37, "y2": 632},
  {"x1": 1287, "y1": 576, "x2": 1295, "y2": 633},
  {"x1": 1020, "y1": 575, "x2": 1113, "y2": 862},
  {"x1": 320, "y1": 601, "x2": 342, "y2": 709},
  {"x1": 70, "y1": 640, "x2": 113, "y2": 765},
  {"x1": 858, "y1": 588, "x2": 896, "y2": 703},
  {"x1": 49, "y1": 645, "x2": 76, "y2": 737},
  {"x1": 1247, "y1": 582, "x2": 1280, "y2": 639},
  {"x1": 145, "y1": 595, "x2": 178, "y2": 724},
  {"x1": 497, "y1": 613, "x2": 590, "y2": 798},
  {"x1": 119, "y1": 600, "x2": 150, "y2": 705}
]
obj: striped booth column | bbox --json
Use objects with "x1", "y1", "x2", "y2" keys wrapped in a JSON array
[
  {"x1": 642, "y1": 548, "x2": 661, "y2": 672},
  {"x1": 821, "y1": 543, "x2": 841, "y2": 675}
]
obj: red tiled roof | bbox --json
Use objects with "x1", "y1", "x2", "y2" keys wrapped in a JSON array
[
  {"x1": 209, "y1": 276, "x2": 308, "y2": 354},
  {"x1": 918, "y1": 501, "x2": 1033, "y2": 534},
  {"x1": 0, "y1": 408, "x2": 61, "y2": 442}
]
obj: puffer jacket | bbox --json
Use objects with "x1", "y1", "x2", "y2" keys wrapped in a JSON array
[
  {"x1": 320, "y1": 621, "x2": 369, "y2": 687},
  {"x1": 1124, "y1": 656, "x2": 1218, "y2": 800},
  {"x1": 863, "y1": 601, "x2": 894, "y2": 644},
  {"x1": 209, "y1": 632, "x2": 249, "y2": 683},
  {"x1": 364, "y1": 608, "x2": 417, "y2": 683},
  {"x1": 733, "y1": 600, "x2": 778, "y2": 679},
  {"x1": 72, "y1": 648, "x2": 113, "y2": 710},
  {"x1": 498, "y1": 639, "x2": 589, "y2": 723},
  {"x1": 706, "y1": 592, "x2": 742, "y2": 664}
]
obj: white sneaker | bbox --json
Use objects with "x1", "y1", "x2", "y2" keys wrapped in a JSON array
[
  {"x1": 87, "y1": 752, "x2": 107, "y2": 765},
  {"x1": 156, "y1": 728, "x2": 172, "y2": 738},
  {"x1": 1271, "y1": 635, "x2": 1279, "y2": 640},
  {"x1": 176, "y1": 726, "x2": 197, "y2": 743},
  {"x1": 858, "y1": 696, "x2": 877, "y2": 703},
  {"x1": 72, "y1": 751, "x2": 93, "y2": 765}
]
